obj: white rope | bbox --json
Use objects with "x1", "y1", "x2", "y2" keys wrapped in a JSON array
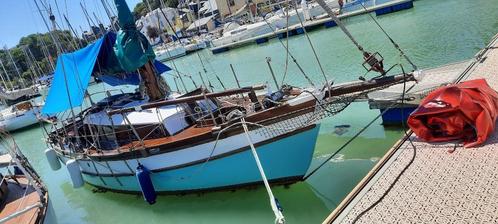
[{"x1": 241, "y1": 117, "x2": 285, "y2": 224}]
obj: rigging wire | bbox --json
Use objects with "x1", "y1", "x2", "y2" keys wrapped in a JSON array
[
  {"x1": 291, "y1": 0, "x2": 330, "y2": 90},
  {"x1": 303, "y1": 63, "x2": 417, "y2": 180},
  {"x1": 152, "y1": 2, "x2": 189, "y2": 92},
  {"x1": 359, "y1": 3, "x2": 417, "y2": 71},
  {"x1": 261, "y1": 15, "x2": 315, "y2": 87}
]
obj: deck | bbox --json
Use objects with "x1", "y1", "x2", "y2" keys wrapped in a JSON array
[
  {"x1": 0, "y1": 177, "x2": 44, "y2": 224},
  {"x1": 324, "y1": 33, "x2": 498, "y2": 223}
]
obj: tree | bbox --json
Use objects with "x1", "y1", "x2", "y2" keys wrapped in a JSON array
[
  {"x1": 0, "y1": 30, "x2": 84, "y2": 87},
  {"x1": 165, "y1": 0, "x2": 178, "y2": 8},
  {"x1": 133, "y1": 2, "x2": 147, "y2": 20}
]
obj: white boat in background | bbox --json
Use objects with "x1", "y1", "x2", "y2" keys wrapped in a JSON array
[
  {"x1": 34, "y1": 83, "x2": 50, "y2": 97},
  {"x1": 154, "y1": 43, "x2": 187, "y2": 61},
  {"x1": 0, "y1": 101, "x2": 43, "y2": 132},
  {"x1": 210, "y1": 0, "x2": 341, "y2": 47},
  {"x1": 184, "y1": 38, "x2": 209, "y2": 53},
  {"x1": 211, "y1": 20, "x2": 276, "y2": 47}
]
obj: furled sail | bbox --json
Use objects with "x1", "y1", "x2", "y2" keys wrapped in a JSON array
[{"x1": 113, "y1": 0, "x2": 156, "y2": 72}]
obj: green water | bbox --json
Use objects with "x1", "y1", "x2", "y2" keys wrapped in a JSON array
[{"x1": 10, "y1": 0, "x2": 498, "y2": 223}]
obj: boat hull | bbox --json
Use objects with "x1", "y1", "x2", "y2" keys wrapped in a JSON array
[
  {"x1": 155, "y1": 46, "x2": 187, "y2": 61},
  {"x1": 0, "y1": 108, "x2": 40, "y2": 131},
  {"x1": 63, "y1": 125, "x2": 320, "y2": 193}
]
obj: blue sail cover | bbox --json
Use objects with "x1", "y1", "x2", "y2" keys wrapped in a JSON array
[{"x1": 42, "y1": 34, "x2": 171, "y2": 114}]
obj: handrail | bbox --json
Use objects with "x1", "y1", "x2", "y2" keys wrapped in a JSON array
[
  {"x1": 0, "y1": 202, "x2": 43, "y2": 223},
  {"x1": 107, "y1": 85, "x2": 266, "y2": 115}
]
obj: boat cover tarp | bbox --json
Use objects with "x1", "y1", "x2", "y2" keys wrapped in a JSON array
[
  {"x1": 42, "y1": 37, "x2": 105, "y2": 115},
  {"x1": 408, "y1": 79, "x2": 498, "y2": 148},
  {"x1": 95, "y1": 32, "x2": 171, "y2": 86},
  {"x1": 98, "y1": 60, "x2": 170, "y2": 86},
  {"x1": 43, "y1": 0, "x2": 168, "y2": 115}
]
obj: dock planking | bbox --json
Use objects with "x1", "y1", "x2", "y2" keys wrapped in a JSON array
[{"x1": 323, "y1": 33, "x2": 498, "y2": 223}]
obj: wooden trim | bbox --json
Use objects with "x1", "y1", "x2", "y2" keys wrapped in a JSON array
[
  {"x1": 322, "y1": 131, "x2": 413, "y2": 224},
  {"x1": 36, "y1": 193, "x2": 49, "y2": 224},
  {"x1": 107, "y1": 85, "x2": 266, "y2": 115}
]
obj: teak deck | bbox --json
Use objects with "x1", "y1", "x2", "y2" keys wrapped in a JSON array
[
  {"x1": 0, "y1": 177, "x2": 44, "y2": 224},
  {"x1": 324, "y1": 33, "x2": 498, "y2": 223}
]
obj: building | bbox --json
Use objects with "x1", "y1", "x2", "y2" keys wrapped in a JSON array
[
  {"x1": 136, "y1": 7, "x2": 179, "y2": 35},
  {"x1": 214, "y1": 0, "x2": 267, "y2": 20},
  {"x1": 186, "y1": 15, "x2": 217, "y2": 33}
]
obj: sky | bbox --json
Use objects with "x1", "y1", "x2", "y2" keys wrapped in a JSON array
[{"x1": 0, "y1": 0, "x2": 142, "y2": 48}]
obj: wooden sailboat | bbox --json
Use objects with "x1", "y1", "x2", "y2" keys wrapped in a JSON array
[{"x1": 41, "y1": 0, "x2": 415, "y2": 195}]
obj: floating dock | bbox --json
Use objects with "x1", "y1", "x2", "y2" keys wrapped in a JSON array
[
  {"x1": 323, "y1": 33, "x2": 498, "y2": 223},
  {"x1": 211, "y1": 0, "x2": 414, "y2": 54}
]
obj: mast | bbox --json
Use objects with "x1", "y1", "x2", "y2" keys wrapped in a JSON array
[
  {"x1": 100, "y1": 0, "x2": 117, "y2": 31},
  {"x1": 38, "y1": 35, "x2": 55, "y2": 71},
  {"x1": 0, "y1": 59, "x2": 14, "y2": 90},
  {"x1": 80, "y1": 2, "x2": 98, "y2": 37},
  {"x1": 33, "y1": 0, "x2": 79, "y2": 120},
  {"x1": 49, "y1": 8, "x2": 57, "y2": 31},
  {"x1": 0, "y1": 62, "x2": 10, "y2": 91},
  {"x1": 27, "y1": 47, "x2": 44, "y2": 77},
  {"x1": 21, "y1": 46, "x2": 39, "y2": 84},
  {"x1": 3, "y1": 46, "x2": 26, "y2": 88},
  {"x1": 63, "y1": 15, "x2": 83, "y2": 48}
]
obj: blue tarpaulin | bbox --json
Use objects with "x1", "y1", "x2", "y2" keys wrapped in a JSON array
[
  {"x1": 42, "y1": 38, "x2": 105, "y2": 115},
  {"x1": 42, "y1": 33, "x2": 171, "y2": 114},
  {"x1": 98, "y1": 74, "x2": 140, "y2": 86},
  {"x1": 97, "y1": 61, "x2": 171, "y2": 86}
]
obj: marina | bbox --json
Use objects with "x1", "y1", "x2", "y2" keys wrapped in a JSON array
[{"x1": 0, "y1": 0, "x2": 498, "y2": 223}]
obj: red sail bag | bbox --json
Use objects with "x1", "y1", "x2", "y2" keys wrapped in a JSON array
[{"x1": 407, "y1": 79, "x2": 498, "y2": 148}]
